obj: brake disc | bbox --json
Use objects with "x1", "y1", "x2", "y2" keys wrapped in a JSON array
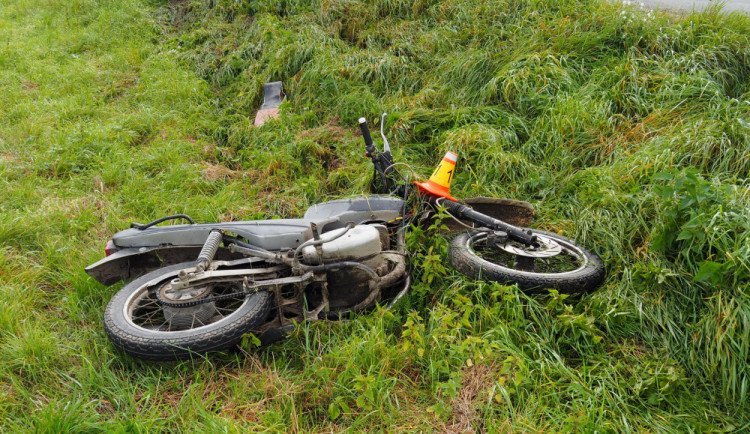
[{"x1": 499, "y1": 234, "x2": 563, "y2": 258}]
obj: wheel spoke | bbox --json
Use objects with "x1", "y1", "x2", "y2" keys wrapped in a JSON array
[
  {"x1": 134, "y1": 310, "x2": 159, "y2": 325},
  {"x1": 470, "y1": 232, "x2": 587, "y2": 275},
  {"x1": 140, "y1": 298, "x2": 159, "y2": 308},
  {"x1": 148, "y1": 311, "x2": 163, "y2": 324},
  {"x1": 125, "y1": 277, "x2": 256, "y2": 333},
  {"x1": 155, "y1": 320, "x2": 169, "y2": 331},
  {"x1": 449, "y1": 230, "x2": 604, "y2": 294}
]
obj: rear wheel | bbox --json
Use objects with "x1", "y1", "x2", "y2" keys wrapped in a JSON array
[
  {"x1": 450, "y1": 229, "x2": 605, "y2": 294},
  {"x1": 103, "y1": 262, "x2": 273, "y2": 360}
]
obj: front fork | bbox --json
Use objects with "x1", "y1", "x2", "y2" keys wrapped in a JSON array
[{"x1": 430, "y1": 197, "x2": 538, "y2": 246}]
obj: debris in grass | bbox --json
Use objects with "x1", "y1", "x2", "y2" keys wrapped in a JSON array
[
  {"x1": 444, "y1": 363, "x2": 496, "y2": 433},
  {"x1": 201, "y1": 162, "x2": 241, "y2": 181}
]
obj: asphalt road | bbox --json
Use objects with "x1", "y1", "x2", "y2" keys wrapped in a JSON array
[{"x1": 634, "y1": 0, "x2": 749, "y2": 13}]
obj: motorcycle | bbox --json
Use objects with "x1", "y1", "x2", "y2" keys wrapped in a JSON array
[{"x1": 86, "y1": 115, "x2": 605, "y2": 360}]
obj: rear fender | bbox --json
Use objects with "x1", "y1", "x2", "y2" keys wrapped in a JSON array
[{"x1": 85, "y1": 245, "x2": 244, "y2": 285}]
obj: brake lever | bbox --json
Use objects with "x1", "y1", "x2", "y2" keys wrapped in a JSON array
[
  {"x1": 380, "y1": 113, "x2": 390, "y2": 154},
  {"x1": 379, "y1": 113, "x2": 394, "y2": 169}
]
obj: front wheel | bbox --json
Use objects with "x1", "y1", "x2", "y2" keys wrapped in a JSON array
[
  {"x1": 450, "y1": 229, "x2": 605, "y2": 294},
  {"x1": 103, "y1": 262, "x2": 273, "y2": 360}
]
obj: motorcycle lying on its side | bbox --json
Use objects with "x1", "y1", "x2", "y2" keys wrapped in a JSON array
[{"x1": 86, "y1": 116, "x2": 605, "y2": 360}]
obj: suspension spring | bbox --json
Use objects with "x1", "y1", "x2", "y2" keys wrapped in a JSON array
[{"x1": 196, "y1": 230, "x2": 223, "y2": 272}]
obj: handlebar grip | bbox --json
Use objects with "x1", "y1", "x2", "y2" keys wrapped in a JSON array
[{"x1": 359, "y1": 117, "x2": 376, "y2": 154}]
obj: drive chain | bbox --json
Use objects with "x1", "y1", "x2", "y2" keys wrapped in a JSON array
[{"x1": 155, "y1": 284, "x2": 256, "y2": 308}]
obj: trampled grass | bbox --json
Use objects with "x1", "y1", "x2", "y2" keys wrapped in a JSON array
[{"x1": 1, "y1": 0, "x2": 748, "y2": 431}]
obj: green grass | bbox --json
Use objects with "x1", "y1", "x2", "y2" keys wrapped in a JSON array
[{"x1": 1, "y1": 0, "x2": 749, "y2": 430}]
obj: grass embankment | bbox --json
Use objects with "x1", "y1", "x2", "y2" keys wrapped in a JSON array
[{"x1": 1, "y1": 0, "x2": 748, "y2": 430}]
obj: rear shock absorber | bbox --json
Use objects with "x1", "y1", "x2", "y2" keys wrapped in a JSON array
[{"x1": 196, "y1": 230, "x2": 223, "y2": 272}]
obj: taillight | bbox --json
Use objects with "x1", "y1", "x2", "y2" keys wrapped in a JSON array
[{"x1": 104, "y1": 239, "x2": 119, "y2": 257}]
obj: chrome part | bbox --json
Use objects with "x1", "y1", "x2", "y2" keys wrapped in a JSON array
[
  {"x1": 310, "y1": 222, "x2": 324, "y2": 258},
  {"x1": 140, "y1": 264, "x2": 288, "y2": 295},
  {"x1": 124, "y1": 277, "x2": 251, "y2": 334},
  {"x1": 499, "y1": 234, "x2": 563, "y2": 258},
  {"x1": 159, "y1": 281, "x2": 211, "y2": 302},
  {"x1": 117, "y1": 218, "x2": 412, "y2": 341},
  {"x1": 124, "y1": 261, "x2": 290, "y2": 333},
  {"x1": 380, "y1": 112, "x2": 390, "y2": 153},
  {"x1": 294, "y1": 222, "x2": 355, "y2": 267},
  {"x1": 245, "y1": 272, "x2": 314, "y2": 292},
  {"x1": 196, "y1": 230, "x2": 223, "y2": 272},
  {"x1": 467, "y1": 232, "x2": 588, "y2": 276},
  {"x1": 208, "y1": 256, "x2": 266, "y2": 270},
  {"x1": 386, "y1": 275, "x2": 411, "y2": 310},
  {"x1": 228, "y1": 243, "x2": 281, "y2": 262},
  {"x1": 299, "y1": 224, "x2": 387, "y2": 313},
  {"x1": 301, "y1": 225, "x2": 383, "y2": 268}
]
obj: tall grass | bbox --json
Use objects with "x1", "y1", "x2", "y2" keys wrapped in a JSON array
[{"x1": 1, "y1": 0, "x2": 749, "y2": 430}]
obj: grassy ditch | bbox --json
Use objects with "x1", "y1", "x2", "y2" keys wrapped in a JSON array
[{"x1": 1, "y1": 0, "x2": 748, "y2": 430}]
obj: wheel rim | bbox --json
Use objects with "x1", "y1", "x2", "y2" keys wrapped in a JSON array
[
  {"x1": 123, "y1": 273, "x2": 250, "y2": 333},
  {"x1": 466, "y1": 232, "x2": 589, "y2": 276}
]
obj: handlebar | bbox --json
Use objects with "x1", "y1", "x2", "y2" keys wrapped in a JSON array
[
  {"x1": 358, "y1": 117, "x2": 377, "y2": 157},
  {"x1": 358, "y1": 115, "x2": 537, "y2": 246},
  {"x1": 360, "y1": 116, "x2": 397, "y2": 195}
]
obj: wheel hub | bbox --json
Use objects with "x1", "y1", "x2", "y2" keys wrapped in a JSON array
[
  {"x1": 498, "y1": 235, "x2": 563, "y2": 258},
  {"x1": 160, "y1": 281, "x2": 212, "y2": 303},
  {"x1": 158, "y1": 282, "x2": 217, "y2": 330}
]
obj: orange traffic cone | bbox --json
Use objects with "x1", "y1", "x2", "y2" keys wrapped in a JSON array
[{"x1": 416, "y1": 151, "x2": 459, "y2": 201}]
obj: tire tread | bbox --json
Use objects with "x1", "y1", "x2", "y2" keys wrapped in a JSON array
[{"x1": 103, "y1": 262, "x2": 273, "y2": 361}]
